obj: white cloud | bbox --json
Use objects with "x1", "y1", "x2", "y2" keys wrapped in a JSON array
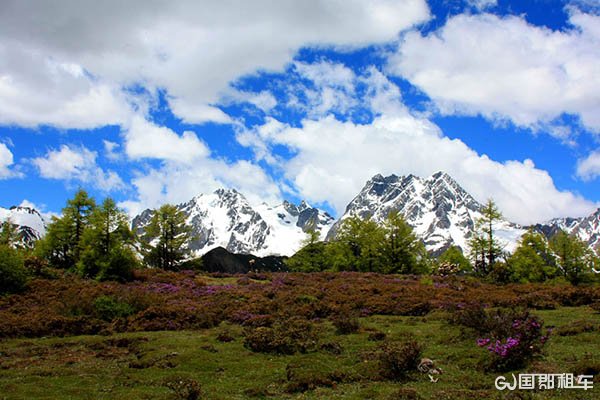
[
  {"x1": 388, "y1": 11, "x2": 600, "y2": 133},
  {"x1": 577, "y1": 149, "x2": 600, "y2": 181},
  {"x1": 0, "y1": 142, "x2": 20, "y2": 179},
  {"x1": 32, "y1": 145, "x2": 124, "y2": 191},
  {"x1": 123, "y1": 116, "x2": 210, "y2": 163},
  {"x1": 466, "y1": 0, "x2": 497, "y2": 11},
  {"x1": 120, "y1": 158, "x2": 282, "y2": 217},
  {"x1": 0, "y1": 0, "x2": 430, "y2": 129},
  {"x1": 103, "y1": 140, "x2": 120, "y2": 161},
  {"x1": 0, "y1": 45, "x2": 132, "y2": 128},
  {"x1": 168, "y1": 100, "x2": 232, "y2": 125},
  {"x1": 222, "y1": 90, "x2": 278, "y2": 114},
  {"x1": 240, "y1": 112, "x2": 596, "y2": 225}
]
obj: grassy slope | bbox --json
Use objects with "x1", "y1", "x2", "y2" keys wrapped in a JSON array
[{"x1": 1, "y1": 306, "x2": 599, "y2": 400}]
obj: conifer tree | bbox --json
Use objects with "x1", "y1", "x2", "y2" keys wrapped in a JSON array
[
  {"x1": 78, "y1": 198, "x2": 138, "y2": 281},
  {"x1": 333, "y1": 216, "x2": 386, "y2": 272},
  {"x1": 469, "y1": 199, "x2": 503, "y2": 276},
  {"x1": 141, "y1": 204, "x2": 191, "y2": 270},
  {"x1": 41, "y1": 189, "x2": 96, "y2": 269},
  {"x1": 382, "y1": 211, "x2": 428, "y2": 274},
  {"x1": 549, "y1": 230, "x2": 593, "y2": 285}
]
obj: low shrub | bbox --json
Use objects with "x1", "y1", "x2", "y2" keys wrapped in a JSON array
[
  {"x1": 376, "y1": 339, "x2": 423, "y2": 381},
  {"x1": 476, "y1": 312, "x2": 551, "y2": 371},
  {"x1": 367, "y1": 330, "x2": 387, "y2": 341},
  {"x1": 319, "y1": 341, "x2": 343, "y2": 355},
  {"x1": 243, "y1": 317, "x2": 318, "y2": 355},
  {"x1": 554, "y1": 320, "x2": 596, "y2": 336},
  {"x1": 332, "y1": 310, "x2": 360, "y2": 334},
  {"x1": 285, "y1": 361, "x2": 349, "y2": 393},
  {"x1": 163, "y1": 375, "x2": 202, "y2": 400},
  {"x1": 573, "y1": 354, "x2": 600, "y2": 384},
  {"x1": 93, "y1": 295, "x2": 135, "y2": 321},
  {"x1": 216, "y1": 328, "x2": 235, "y2": 343},
  {"x1": 388, "y1": 387, "x2": 421, "y2": 400}
]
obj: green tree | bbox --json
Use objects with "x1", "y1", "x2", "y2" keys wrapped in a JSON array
[
  {"x1": 332, "y1": 216, "x2": 386, "y2": 272},
  {"x1": 469, "y1": 199, "x2": 503, "y2": 276},
  {"x1": 0, "y1": 244, "x2": 27, "y2": 294},
  {"x1": 549, "y1": 230, "x2": 594, "y2": 285},
  {"x1": 0, "y1": 219, "x2": 19, "y2": 247},
  {"x1": 508, "y1": 230, "x2": 556, "y2": 282},
  {"x1": 141, "y1": 204, "x2": 191, "y2": 270},
  {"x1": 41, "y1": 189, "x2": 96, "y2": 269},
  {"x1": 78, "y1": 198, "x2": 138, "y2": 281},
  {"x1": 381, "y1": 211, "x2": 428, "y2": 274},
  {"x1": 286, "y1": 228, "x2": 329, "y2": 272}
]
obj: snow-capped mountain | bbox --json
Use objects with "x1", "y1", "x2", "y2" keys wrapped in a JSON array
[
  {"x1": 0, "y1": 205, "x2": 47, "y2": 247},
  {"x1": 132, "y1": 189, "x2": 334, "y2": 257},
  {"x1": 534, "y1": 208, "x2": 600, "y2": 251},
  {"x1": 327, "y1": 171, "x2": 524, "y2": 255}
]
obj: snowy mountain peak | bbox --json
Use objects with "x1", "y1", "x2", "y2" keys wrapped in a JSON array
[
  {"x1": 0, "y1": 205, "x2": 47, "y2": 247},
  {"x1": 132, "y1": 190, "x2": 334, "y2": 257},
  {"x1": 328, "y1": 172, "x2": 524, "y2": 255}
]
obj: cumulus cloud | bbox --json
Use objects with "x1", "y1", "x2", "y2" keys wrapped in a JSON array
[
  {"x1": 0, "y1": 0, "x2": 430, "y2": 128},
  {"x1": 0, "y1": 142, "x2": 20, "y2": 179},
  {"x1": 0, "y1": 44, "x2": 131, "y2": 128},
  {"x1": 123, "y1": 116, "x2": 210, "y2": 163},
  {"x1": 240, "y1": 112, "x2": 596, "y2": 224},
  {"x1": 577, "y1": 149, "x2": 600, "y2": 181},
  {"x1": 120, "y1": 158, "x2": 282, "y2": 217},
  {"x1": 32, "y1": 145, "x2": 124, "y2": 191},
  {"x1": 388, "y1": 11, "x2": 600, "y2": 133}
]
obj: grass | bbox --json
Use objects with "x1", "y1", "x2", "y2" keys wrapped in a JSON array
[{"x1": 1, "y1": 305, "x2": 598, "y2": 399}]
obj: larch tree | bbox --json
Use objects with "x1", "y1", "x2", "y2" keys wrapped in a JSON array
[{"x1": 142, "y1": 204, "x2": 192, "y2": 270}]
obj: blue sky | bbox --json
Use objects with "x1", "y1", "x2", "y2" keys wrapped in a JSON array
[{"x1": 0, "y1": 0, "x2": 598, "y2": 225}]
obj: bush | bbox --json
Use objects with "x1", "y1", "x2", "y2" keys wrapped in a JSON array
[
  {"x1": 243, "y1": 317, "x2": 318, "y2": 355},
  {"x1": 96, "y1": 247, "x2": 138, "y2": 282},
  {"x1": 368, "y1": 330, "x2": 387, "y2": 341},
  {"x1": 163, "y1": 375, "x2": 202, "y2": 400},
  {"x1": 332, "y1": 310, "x2": 360, "y2": 334},
  {"x1": 0, "y1": 245, "x2": 27, "y2": 294},
  {"x1": 476, "y1": 312, "x2": 550, "y2": 371},
  {"x1": 554, "y1": 320, "x2": 596, "y2": 336},
  {"x1": 376, "y1": 339, "x2": 422, "y2": 381},
  {"x1": 285, "y1": 361, "x2": 349, "y2": 393},
  {"x1": 93, "y1": 295, "x2": 135, "y2": 321}
]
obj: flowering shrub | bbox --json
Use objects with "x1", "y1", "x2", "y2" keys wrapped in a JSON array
[
  {"x1": 0, "y1": 270, "x2": 597, "y2": 338},
  {"x1": 476, "y1": 312, "x2": 551, "y2": 371}
]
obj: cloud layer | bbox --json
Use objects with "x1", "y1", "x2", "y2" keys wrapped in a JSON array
[
  {"x1": 388, "y1": 11, "x2": 600, "y2": 132},
  {"x1": 0, "y1": 0, "x2": 430, "y2": 127}
]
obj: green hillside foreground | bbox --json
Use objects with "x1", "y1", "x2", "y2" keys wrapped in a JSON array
[{"x1": 0, "y1": 272, "x2": 599, "y2": 399}]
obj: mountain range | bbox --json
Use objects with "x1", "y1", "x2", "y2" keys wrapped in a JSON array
[
  {"x1": 2, "y1": 172, "x2": 599, "y2": 256},
  {"x1": 131, "y1": 188, "x2": 334, "y2": 257}
]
